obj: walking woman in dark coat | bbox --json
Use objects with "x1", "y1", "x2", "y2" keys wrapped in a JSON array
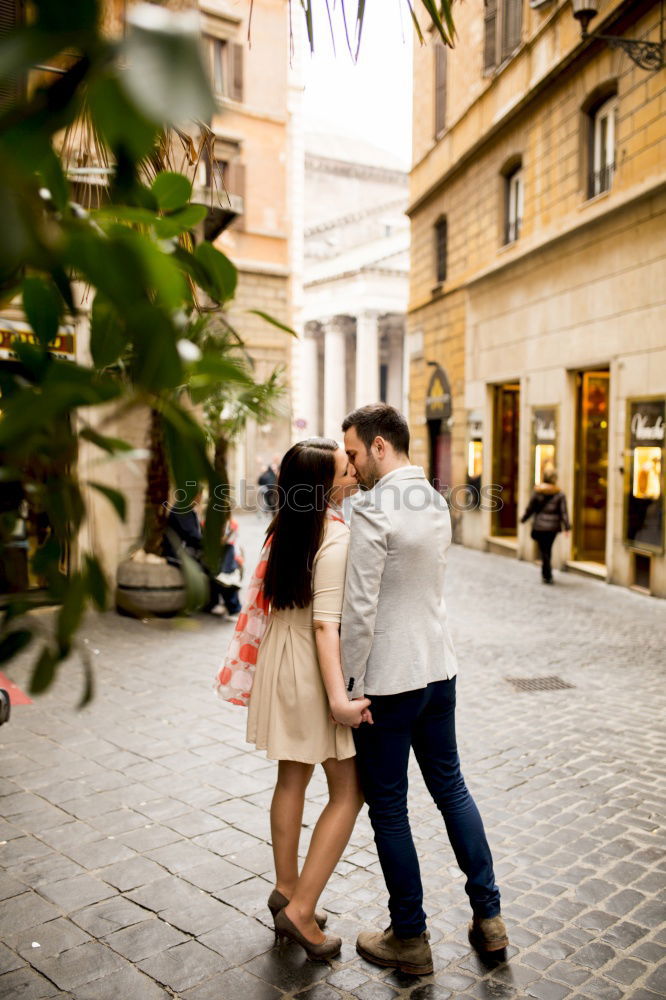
[{"x1": 520, "y1": 470, "x2": 570, "y2": 584}]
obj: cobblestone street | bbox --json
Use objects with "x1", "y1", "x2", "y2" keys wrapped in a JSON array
[{"x1": 1, "y1": 514, "x2": 665, "y2": 1000}]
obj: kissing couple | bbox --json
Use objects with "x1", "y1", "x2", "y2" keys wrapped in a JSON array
[{"x1": 216, "y1": 404, "x2": 508, "y2": 975}]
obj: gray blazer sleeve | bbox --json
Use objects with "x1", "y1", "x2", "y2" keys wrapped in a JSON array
[{"x1": 341, "y1": 501, "x2": 390, "y2": 699}]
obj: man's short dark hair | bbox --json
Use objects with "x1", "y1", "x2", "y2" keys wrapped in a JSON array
[{"x1": 342, "y1": 404, "x2": 410, "y2": 456}]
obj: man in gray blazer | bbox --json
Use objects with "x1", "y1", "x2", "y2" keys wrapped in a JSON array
[{"x1": 341, "y1": 404, "x2": 507, "y2": 976}]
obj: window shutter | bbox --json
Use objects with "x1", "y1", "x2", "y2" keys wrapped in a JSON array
[
  {"x1": 230, "y1": 43, "x2": 244, "y2": 102},
  {"x1": 0, "y1": 0, "x2": 21, "y2": 108},
  {"x1": 484, "y1": 0, "x2": 497, "y2": 71},
  {"x1": 434, "y1": 43, "x2": 447, "y2": 138},
  {"x1": 501, "y1": 0, "x2": 522, "y2": 61}
]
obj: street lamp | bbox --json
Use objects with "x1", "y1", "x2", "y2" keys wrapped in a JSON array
[{"x1": 571, "y1": 0, "x2": 665, "y2": 71}]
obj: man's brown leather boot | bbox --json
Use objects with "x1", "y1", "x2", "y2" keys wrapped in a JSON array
[
  {"x1": 468, "y1": 914, "x2": 509, "y2": 952},
  {"x1": 356, "y1": 925, "x2": 433, "y2": 976}
]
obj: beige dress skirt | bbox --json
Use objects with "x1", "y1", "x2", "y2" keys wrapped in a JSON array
[{"x1": 247, "y1": 518, "x2": 355, "y2": 764}]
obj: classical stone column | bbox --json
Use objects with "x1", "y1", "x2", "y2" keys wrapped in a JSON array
[
  {"x1": 355, "y1": 311, "x2": 380, "y2": 409},
  {"x1": 323, "y1": 316, "x2": 348, "y2": 441},
  {"x1": 300, "y1": 330, "x2": 320, "y2": 437},
  {"x1": 386, "y1": 327, "x2": 405, "y2": 410}
]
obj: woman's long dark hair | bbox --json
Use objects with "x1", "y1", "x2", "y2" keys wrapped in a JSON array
[{"x1": 263, "y1": 438, "x2": 338, "y2": 610}]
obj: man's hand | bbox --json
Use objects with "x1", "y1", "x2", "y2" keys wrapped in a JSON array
[{"x1": 330, "y1": 697, "x2": 373, "y2": 728}]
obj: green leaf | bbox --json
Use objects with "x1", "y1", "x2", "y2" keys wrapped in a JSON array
[
  {"x1": 0, "y1": 629, "x2": 32, "y2": 664},
  {"x1": 84, "y1": 554, "x2": 108, "y2": 611},
  {"x1": 88, "y1": 73, "x2": 159, "y2": 161},
  {"x1": 120, "y1": 6, "x2": 215, "y2": 125},
  {"x1": 161, "y1": 399, "x2": 212, "y2": 487},
  {"x1": 168, "y1": 532, "x2": 210, "y2": 613},
  {"x1": 22, "y1": 276, "x2": 62, "y2": 347},
  {"x1": 79, "y1": 427, "x2": 134, "y2": 454},
  {"x1": 129, "y1": 305, "x2": 183, "y2": 391},
  {"x1": 246, "y1": 309, "x2": 297, "y2": 338},
  {"x1": 94, "y1": 205, "x2": 159, "y2": 227},
  {"x1": 56, "y1": 572, "x2": 87, "y2": 656},
  {"x1": 66, "y1": 230, "x2": 149, "y2": 307},
  {"x1": 89, "y1": 481, "x2": 127, "y2": 521},
  {"x1": 195, "y1": 242, "x2": 237, "y2": 304},
  {"x1": 152, "y1": 172, "x2": 192, "y2": 212},
  {"x1": 37, "y1": 147, "x2": 69, "y2": 212},
  {"x1": 90, "y1": 295, "x2": 129, "y2": 369},
  {"x1": 154, "y1": 203, "x2": 207, "y2": 239},
  {"x1": 134, "y1": 238, "x2": 188, "y2": 311},
  {"x1": 29, "y1": 645, "x2": 59, "y2": 695}
]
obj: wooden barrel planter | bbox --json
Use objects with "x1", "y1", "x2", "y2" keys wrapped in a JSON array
[{"x1": 116, "y1": 557, "x2": 187, "y2": 618}]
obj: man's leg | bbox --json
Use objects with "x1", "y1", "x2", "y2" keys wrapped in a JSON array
[
  {"x1": 412, "y1": 679, "x2": 501, "y2": 920},
  {"x1": 353, "y1": 689, "x2": 427, "y2": 937}
]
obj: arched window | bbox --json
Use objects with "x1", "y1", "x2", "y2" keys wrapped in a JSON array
[{"x1": 434, "y1": 217, "x2": 448, "y2": 284}]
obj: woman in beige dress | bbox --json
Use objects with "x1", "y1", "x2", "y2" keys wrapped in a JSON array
[{"x1": 246, "y1": 438, "x2": 372, "y2": 960}]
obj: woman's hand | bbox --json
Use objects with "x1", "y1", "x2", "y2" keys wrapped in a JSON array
[{"x1": 330, "y1": 697, "x2": 373, "y2": 728}]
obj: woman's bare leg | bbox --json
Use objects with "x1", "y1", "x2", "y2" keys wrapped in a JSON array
[
  {"x1": 271, "y1": 760, "x2": 314, "y2": 898},
  {"x1": 284, "y1": 756, "x2": 364, "y2": 942}
]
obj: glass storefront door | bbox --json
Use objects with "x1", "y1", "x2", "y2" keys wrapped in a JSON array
[
  {"x1": 574, "y1": 370, "x2": 609, "y2": 563},
  {"x1": 492, "y1": 383, "x2": 520, "y2": 535}
]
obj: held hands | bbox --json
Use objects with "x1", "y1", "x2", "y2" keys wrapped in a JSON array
[{"x1": 330, "y1": 697, "x2": 373, "y2": 728}]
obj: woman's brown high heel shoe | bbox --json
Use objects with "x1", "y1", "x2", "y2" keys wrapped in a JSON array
[
  {"x1": 274, "y1": 907, "x2": 341, "y2": 961},
  {"x1": 268, "y1": 889, "x2": 327, "y2": 929}
]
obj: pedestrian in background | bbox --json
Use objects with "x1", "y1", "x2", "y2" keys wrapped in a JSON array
[{"x1": 520, "y1": 469, "x2": 570, "y2": 585}]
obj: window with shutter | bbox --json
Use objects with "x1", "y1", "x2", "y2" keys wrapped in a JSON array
[
  {"x1": 484, "y1": 0, "x2": 498, "y2": 72},
  {"x1": 434, "y1": 217, "x2": 448, "y2": 284},
  {"x1": 0, "y1": 0, "x2": 22, "y2": 108},
  {"x1": 434, "y1": 43, "x2": 447, "y2": 138},
  {"x1": 504, "y1": 166, "x2": 523, "y2": 244},
  {"x1": 589, "y1": 96, "x2": 617, "y2": 197},
  {"x1": 501, "y1": 0, "x2": 522, "y2": 61},
  {"x1": 207, "y1": 36, "x2": 227, "y2": 96}
]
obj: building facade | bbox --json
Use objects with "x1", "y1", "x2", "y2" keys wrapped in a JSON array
[
  {"x1": 198, "y1": 0, "x2": 293, "y2": 491},
  {"x1": 408, "y1": 0, "x2": 666, "y2": 595},
  {"x1": 295, "y1": 135, "x2": 409, "y2": 441}
]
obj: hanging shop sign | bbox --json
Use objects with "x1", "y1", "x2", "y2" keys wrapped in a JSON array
[
  {"x1": 624, "y1": 397, "x2": 665, "y2": 554},
  {"x1": 0, "y1": 320, "x2": 76, "y2": 362},
  {"x1": 532, "y1": 407, "x2": 557, "y2": 485},
  {"x1": 425, "y1": 364, "x2": 452, "y2": 422}
]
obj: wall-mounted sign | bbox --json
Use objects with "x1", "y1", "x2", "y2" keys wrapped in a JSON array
[
  {"x1": 532, "y1": 407, "x2": 557, "y2": 485},
  {"x1": 0, "y1": 321, "x2": 76, "y2": 362},
  {"x1": 625, "y1": 398, "x2": 664, "y2": 553},
  {"x1": 425, "y1": 364, "x2": 452, "y2": 422}
]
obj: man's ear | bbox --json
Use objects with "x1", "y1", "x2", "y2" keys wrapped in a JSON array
[{"x1": 373, "y1": 436, "x2": 385, "y2": 459}]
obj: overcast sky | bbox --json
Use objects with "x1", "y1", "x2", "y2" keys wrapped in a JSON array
[{"x1": 301, "y1": 1, "x2": 414, "y2": 169}]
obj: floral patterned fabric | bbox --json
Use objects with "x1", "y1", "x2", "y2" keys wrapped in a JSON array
[{"x1": 215, "y1": 507, "x2": 345, "y2": 708}]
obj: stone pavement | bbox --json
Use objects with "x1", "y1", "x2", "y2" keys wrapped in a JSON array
[{"x1": 1, "y1": 512, "x2": 665, "y2": 1000}]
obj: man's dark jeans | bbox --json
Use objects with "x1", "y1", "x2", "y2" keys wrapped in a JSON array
[
  {"x1": 532, "y1": 529, "x2": 557, "y2": 582},
  {"x1": 353, "y1": 677, "x2": 501, "y2": 937}
]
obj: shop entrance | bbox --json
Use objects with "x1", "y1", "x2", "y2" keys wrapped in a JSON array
[
  {"x1": 492, "y1": 383, "x2": 520, "y2": 536},
  {"x1": 574, "y1": 369, "x2": 609, "y2": 563},
  {"x1": 425, "y1": 364, "x2": 452, "y2": 492}
]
